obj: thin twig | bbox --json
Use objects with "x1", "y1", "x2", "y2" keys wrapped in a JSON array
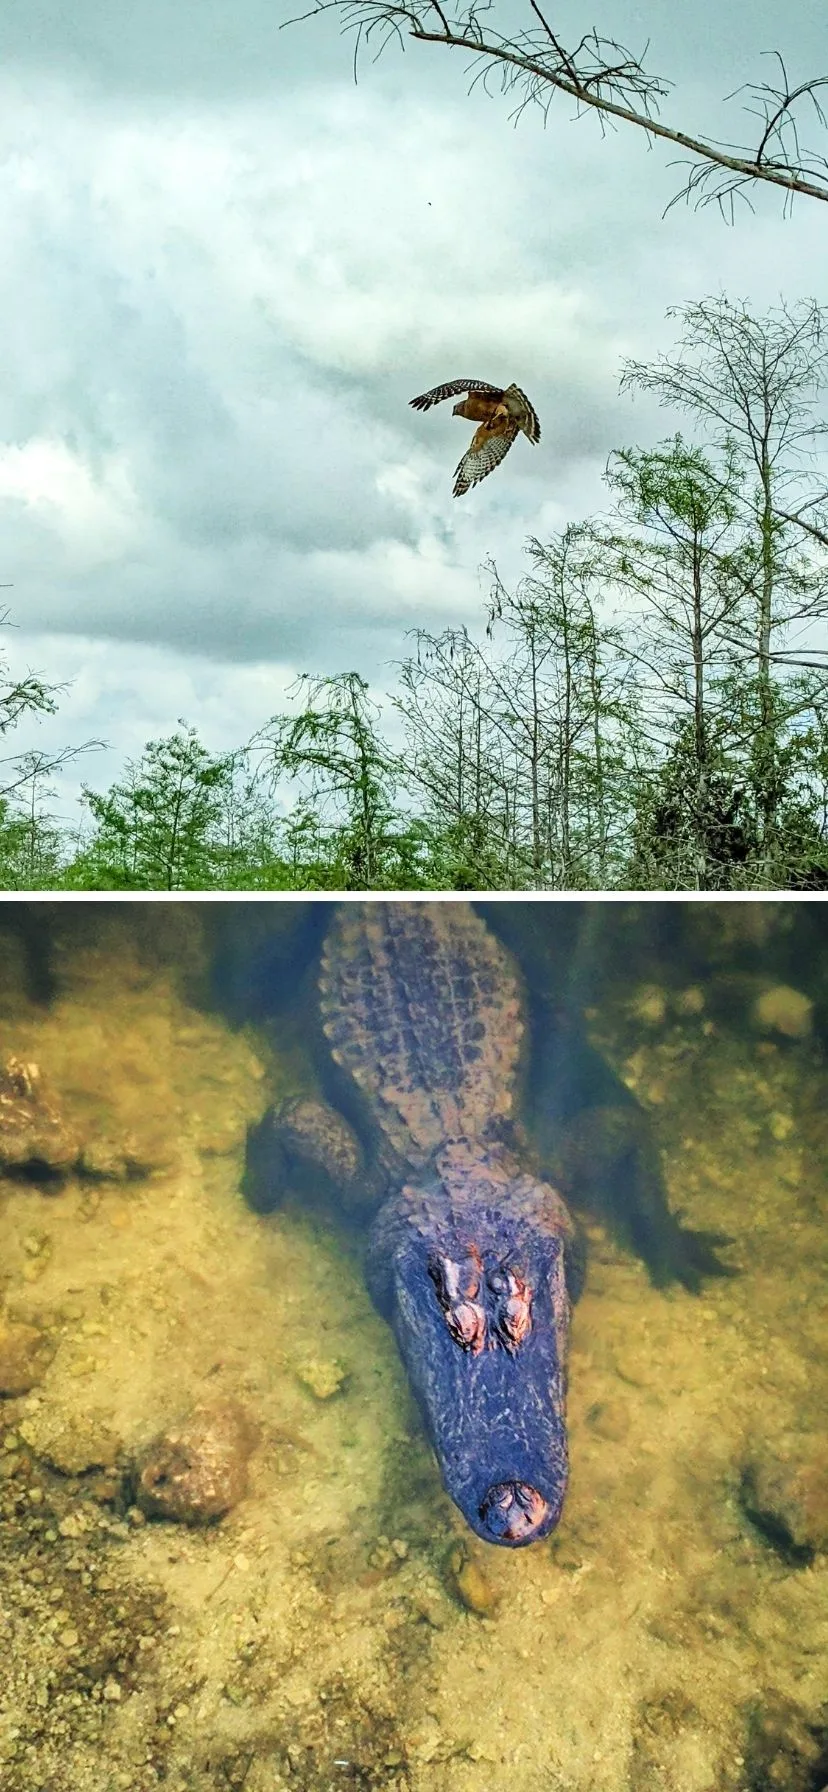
[{"x1": 283, "y1": 0, "x2": 828, "y2": 216}]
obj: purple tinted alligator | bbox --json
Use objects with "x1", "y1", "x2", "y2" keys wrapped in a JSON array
[{"x1": 245, "y1": 903, "x2": 730, "y2": 1548}]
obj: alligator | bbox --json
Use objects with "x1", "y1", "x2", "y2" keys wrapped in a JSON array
[{"x1": 244, "y1": 902, "x2": 731, "y2": 1548}]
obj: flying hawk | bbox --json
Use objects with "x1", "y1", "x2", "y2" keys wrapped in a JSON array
[{"x1": 410, "y1": 378, "x2": 541, "y2": 496}]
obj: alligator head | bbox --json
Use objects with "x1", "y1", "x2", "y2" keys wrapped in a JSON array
[{"x1": 386, "y1": 1215, "x2": 570, "y2": 1547}]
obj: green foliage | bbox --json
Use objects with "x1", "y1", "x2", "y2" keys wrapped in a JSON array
[
  {"x1": 0, "y1": 618, "x2": 103, "y2": 890},
  {"x1": 65, "y1": 728, "x2": 253, "y2": 891},
  {"x1": 253, "y1": 672, "x2": 410, "y2": 891},
  {"x1": 0, "y1": 798, "x2": 64, "y2": 890},
  {"x1": 3, "y1": 299, "x2": 828, "y2": 893}
]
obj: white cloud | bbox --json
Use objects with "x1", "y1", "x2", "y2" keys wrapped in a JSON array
[
  {"x1": 0, "y1": 2, "x2": 826, "y2": 822},
  {"x1": 0, "y1": 439, "x2": 140, "y2": 568}
]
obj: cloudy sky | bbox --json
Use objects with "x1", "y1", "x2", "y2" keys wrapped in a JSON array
[{"x1": 1, "y1": 0, "x2": 827, "y2": 818}]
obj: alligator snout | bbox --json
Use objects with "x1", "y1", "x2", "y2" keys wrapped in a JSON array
[
  {"x1": 479, "y1": 1480, "x2": 554, "y2": 1544},
  {"x1": 390, "y1": 1226, "x2": 571, "y2": 1548}
]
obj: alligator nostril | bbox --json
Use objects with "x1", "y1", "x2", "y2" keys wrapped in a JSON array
[{"x1": 479, "y1": 1480, "x2": 550, "y2": 1542}]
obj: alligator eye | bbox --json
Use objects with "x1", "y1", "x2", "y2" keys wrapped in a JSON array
[
  {"x1": 446, "y1": 1300, "x2": 487, "y2": 1354},
  {"x1": 428, "y1": 1251, "x2": 480, "y2": 1305},
  {"x1": 488, "y1": 1267, "x2": 532, "y2": 1349},
  {"x1": 500, "y1": 1295, "x2": 532, "y2": 1347}
]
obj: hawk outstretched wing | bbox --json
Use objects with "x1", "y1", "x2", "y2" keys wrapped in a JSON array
[
  {"x1": 410, "y1": 378, "x2": 505, "y2": 413},
  {"x1": 410, "y1": 379, "x2": 541, "y2": 495},
  {"x1": 452, "y1": 423, "x2": 519, "y2": 497}
]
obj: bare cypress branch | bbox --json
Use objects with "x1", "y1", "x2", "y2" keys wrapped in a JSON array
[{"x1": 284, "y1": 0, "x2": 828, "y2": 215}]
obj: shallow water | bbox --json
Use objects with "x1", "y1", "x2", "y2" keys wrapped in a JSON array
[{"x1": 0, "y1": 903, "x2": 826, "y2": 1792}]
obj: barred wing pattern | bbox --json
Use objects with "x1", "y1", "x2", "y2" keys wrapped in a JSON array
[
  {"x1": 453, "y1": 424, "x2": 518, "y2": 497},
  {"x1": 410, "y1": 379, "x2": 541, "y2": 496},
  {"x1": 409, "y1": 378, "x2": 505, "y2": 413}
]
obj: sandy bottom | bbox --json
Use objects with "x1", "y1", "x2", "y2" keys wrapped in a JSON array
[{"x1": 0, "y1": 910, "x2": 826, "y2": 1792}]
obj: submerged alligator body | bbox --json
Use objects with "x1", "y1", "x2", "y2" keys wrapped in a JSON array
[{"x1": 246, "y1": 903, "x2": 729, "y2": 1548}]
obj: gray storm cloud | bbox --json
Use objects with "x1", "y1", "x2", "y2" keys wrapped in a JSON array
[{"x1": 0, "y1": 0, "x2": 826, "y2": 785}]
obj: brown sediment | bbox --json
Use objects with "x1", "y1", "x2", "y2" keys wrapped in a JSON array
[{"x1": 0, "y1": 905, "x2": 825, "y2": 1792}]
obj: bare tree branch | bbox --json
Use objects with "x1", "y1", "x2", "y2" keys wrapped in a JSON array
[
  {"x1": 0, "y1": 739, "x2": 105, "y2": 802},
  {"x1": 775, "y1": 506, "x2": 828, "y2": 549},
  {"x1": 284, "y1": 0, "x2": 828, "y2": 216}
]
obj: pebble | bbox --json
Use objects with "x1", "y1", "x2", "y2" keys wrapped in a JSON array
[
  {"x1": 295, "y1": 1357, "x2": 348, "y2": 1400},
  {"x1": 135, "y1": 1398, "x2": 258, "y2": 1525},
  {"x1": 629, "y1": 986, "x2": 667, "y2": 1026},
  {"x1": 675, "y1": 986, "x2": 705, "y2": 1016},
  {"x1": 80, "y1": 1139, "x2": 133, "y2": 1179},
  {"x1": 0, "y1": 1318, "x2": 54, "y2": 1397},
  {"x1": 449, "y1": 1547, "x2": 500, "y2": 1615},
  {"x1": 752, "y1": 985, "x2": 813, "y2": 1039},
  {"x1": 20, "y1": 1414, "x2": 122, "y2": 1476}
]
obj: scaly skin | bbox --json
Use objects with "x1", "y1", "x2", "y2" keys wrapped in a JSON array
[
  {"x1": 274, "y1": 903, "x2": 581, "y2": 1547},
  {"x1": 245, "y1": 904, "x2": 736, "y2": 1543},
  {"x1": 365, "y1": 1136, "x2": 576, "y2": 1545}
]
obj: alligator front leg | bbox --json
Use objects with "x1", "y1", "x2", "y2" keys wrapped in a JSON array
[
  {"x1": 552, "y1": 1104, "x2": 735, "y2": 1291},
  {"x1": 243, "y1": 1096, "x2": 386, "y2": 1216},
  {"x1": 526, "y1": 1016, "x2": 734, "y2": 1291}
]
